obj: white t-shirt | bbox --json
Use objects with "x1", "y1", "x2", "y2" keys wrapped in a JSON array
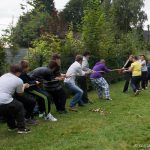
[
  {"x1": 64, "y1": 61, "x2": 86, "y2": 84},
  {"x1": 139, "y1": 60, "x2": 147, "y2": 72},
  {"x1": 0, "y1": 73, "x2": 23, "y2": 105},
  {"x1": 82, "y1": 56, "x2": 90, "y2": 71}
]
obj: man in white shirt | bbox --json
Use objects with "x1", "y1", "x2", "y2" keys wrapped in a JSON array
[
  {"x1": 64, "y1": 55, "x2": 91, "y2": 111},
  {"x1": 139, "y1": 55, "x2": 148, "y2": 90},
  {"x1": 77, "y1": 51, "x2": 91, "y2": 103},
  {"x1": 0, "y1": 64, "x2": 30, "y2": 134}
]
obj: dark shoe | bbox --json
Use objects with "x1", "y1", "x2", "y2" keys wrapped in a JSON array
[
  {"x1": 25, "y1": 118, "x2": 38, "y2": 125},
  {"x1": 58, "y1": 110, "x2": 68, "y2": 114},
  {"x1": 78, "y1": 104, "x2": 85, "y2": 107},
  {"x1": 17, "y1": 128, "x2": 31, "y2": 134},
  {"x1": 69, "y1": 107, "x2": 78, "y2": 112},
  {"x1": 88, "y1": 100, "x2": 94, "y2": 104}
]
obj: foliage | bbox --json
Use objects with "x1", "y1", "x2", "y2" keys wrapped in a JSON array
[
  {"x1": 5, "y1": 0, "x2": 63, "y2": 47},
  {"x1": 61, "y1": 0, "x2": 88, "y2": 31},
  {"x1": 61, "y1": 26, "x2": 84, "y2": 70},
  {"x1": 27, "y1": 34, "x2": 61, "y2": 69},
  {"x1": 111, "y1": 0, "x2": 147, "y2": 32},
  {"x1": 0, "y1": 40, "x2": 6, "y2": 75},
  {"x1": 82, "y1": 0, "x2": 147, "y2": 68}
]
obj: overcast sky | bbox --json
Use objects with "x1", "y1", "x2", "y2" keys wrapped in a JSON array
[{"x1": 0, "y1": 0, "x2": 150, "y2": 36}]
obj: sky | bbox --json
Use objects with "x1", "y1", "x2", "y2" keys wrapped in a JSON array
[{"x1": 0, "y1": 0, "x2": 150, "y2": 36}]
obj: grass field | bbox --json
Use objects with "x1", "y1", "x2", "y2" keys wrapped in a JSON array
[{"x1": 0, "y1": 82, "x2": 150, "y2": 150}]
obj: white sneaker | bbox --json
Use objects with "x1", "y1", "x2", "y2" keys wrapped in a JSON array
[
  {"x1": 45, "y1": 113, "x2": 57, "y2": 121},
  {"x1": 106, "y1": 97, "x2": 112, "y2": 101}
]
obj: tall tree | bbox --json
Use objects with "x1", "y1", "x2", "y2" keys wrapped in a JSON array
[
  {"x1": 0, "y1": 40, "x2": 6, "y2": 75},
  {"x1": 111, "y1": 0, "x2": 147, "y2": 32},
  {"x1": 61, "y1": 0, "x2": 89, "y2": 31}
]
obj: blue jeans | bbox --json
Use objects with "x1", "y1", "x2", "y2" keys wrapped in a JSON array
[{"x1": 64, "y1": 82, "x2": 83, "y2": 107}]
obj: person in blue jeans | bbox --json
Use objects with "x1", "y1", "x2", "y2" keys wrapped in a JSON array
[{"x1": 64, "y1": 55, "x2": 91, "y2": 112}]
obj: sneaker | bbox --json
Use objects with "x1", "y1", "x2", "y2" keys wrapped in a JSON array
[
  {"x1": 135, "y1": 90, "x2": 140, "y2": 96},
  {"x1": 17, "y1": 128, "x2": 31, "y2": 134},
  {"x1": 78, "y1": 104, "x2": 85, "y2": 107},
  {"x1": 58, "y1": 110, "x2": 68, "y2": 114},
  {"x1": 69, "y1": 107, "x2": 78, "y2": 112},
  {"x1": 25, "y1": 118, "x2": 38, "y2": 125},
  {"x1": 106, "y1": 98, "x2": 112, "y2": 101},
  {"x1": 39, "y1": 112, "x2": 45, "y2": 118},
  {"x1": 45, "y1": 113, "x2": 57, "y2": 121}
]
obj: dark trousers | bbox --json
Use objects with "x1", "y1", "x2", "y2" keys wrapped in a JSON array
[
  {"x1": 0, "y1": 99, "x2": 25, "y2": 129},
  {"x1": 14, "y1": 93, "x2": 36, "y2": 119},
  {"x1": 30, "y1": 88, "x2": 51, "y2": 114},
  {"x1": 131, "y1": 76, "x2": 141, "y2": 92},
  {"x1": 47, "y1": 88, "x2": 67, "y2": 111},
  {"x1": 77, "y1": 76, "x2": 89, "y2": 103},
  {"x1": 141, "y1": 71, "x2": 147, "y2": 89},
  {"x1": 146, "y1": 73, "x2": 150, "y2": 87},
  {"x1": 123, "y1": 73, "x2": 132, "y2": 92}
]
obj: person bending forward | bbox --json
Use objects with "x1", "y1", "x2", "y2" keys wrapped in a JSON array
[{"x1": 90, "y1": 59, "x2": 112, "y2": 101}]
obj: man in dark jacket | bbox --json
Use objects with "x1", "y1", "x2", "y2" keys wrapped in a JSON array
[
  {"x1": 30, "y1": 54, "x2": 67, "y2": 114},
  {"x1": 20, "y1": 60, "x2": 57, "y2": 121},
  {"x1": 122, "y1": 55, "x2": 133, "y2": 93}
]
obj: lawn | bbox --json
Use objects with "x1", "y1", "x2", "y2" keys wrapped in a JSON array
[{"x1": 0, "y1": 82, "x2": 149, "y2": 150}]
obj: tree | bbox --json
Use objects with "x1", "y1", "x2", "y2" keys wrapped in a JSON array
[
  {"x1": 6, "y1": 0, "x2": 60, "y2": 47},
  {"x1": 27, "y1": 34, "x2": 61, "y2": 69},
  {"x1": 0, "y1": 40, "x2": 6, "y2": 75},
  {"x1": 111, "y1": 0, "x2": 147, "y2": 32},
  {"x1": 61, "y1": 0, "x2": 89, "y2": 31}
]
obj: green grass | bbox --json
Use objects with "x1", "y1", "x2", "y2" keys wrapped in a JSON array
[{"x1": 0, "y1": 82, "x2": 150, "y2": 150}]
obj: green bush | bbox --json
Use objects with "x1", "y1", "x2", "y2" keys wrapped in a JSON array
[{"x1": 27, "y1": 34, "x2": 61, "y2": 69}]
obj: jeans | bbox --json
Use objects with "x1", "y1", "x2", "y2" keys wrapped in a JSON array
[
  {"x1": 131, "y1": 76, "x2": 141, "y2": 92},
  {"x1": 64, "y1": 82, "x2": 83, "y2": 107}
]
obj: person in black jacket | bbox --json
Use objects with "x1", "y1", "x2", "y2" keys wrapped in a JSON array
[
  {"x1": 46, "y1": 54, "x2": 67, "y2": 114},
  {"x1": 19, "y1": 60, "x2": 57, "y2": 122},
  {"x1": 122, "y1": 55, "x2": 133, "y2": 93},
  {"x1": 30, "y1": 54, "x2": 67, "y2": 114}
]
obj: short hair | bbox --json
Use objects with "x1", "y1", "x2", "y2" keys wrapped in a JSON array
[
  {"x1": 52, "y1": 53, "x2": 61, "y2": 60},
  {"x1": 140, "y1": 54, "x2": 145, "y2": 58},
  {"x1": 10, "y1": 64, "x2": 22, "y2": 74},
  {"x1": 83, "y1": 51, "x2": 91, "y2": 56},
  {"x1": 20, "y1": 60, "x2": 29, "y2": 70},
  {"x1": 75, "y1": 55, "x2": 83, "y2": 62},
  {"x1": 132, "y1": 56, "x2": 139, "y2": 60},
  {"x1": 48, "y1": 60, "x2": 58, "y2": 69},
  {"x1": 100, "y1": 59, "x2": 105, "y2": 63},
  {"x1": 129, "y1": 55, "x2": 133, "y2": 58}
]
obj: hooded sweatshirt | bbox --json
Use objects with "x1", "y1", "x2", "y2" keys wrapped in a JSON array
[{"x1": 90, "y1": 62, "x2": 111, "y2": 79}]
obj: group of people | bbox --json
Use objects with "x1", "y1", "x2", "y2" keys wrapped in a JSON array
[
  {"x1": 0, "y1": 51, "x2": 149, "y2": 134},
  {"x1": 122, "y1": 54, "x2": 150, "y2": 95}
]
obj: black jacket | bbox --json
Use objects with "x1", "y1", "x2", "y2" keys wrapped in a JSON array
[
  {"x1": 29, "y1": 67, "x2": 62, "y2": 92},
  {"x1": 19, "y1": 72, "x2": 37, "y2": 91}
]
